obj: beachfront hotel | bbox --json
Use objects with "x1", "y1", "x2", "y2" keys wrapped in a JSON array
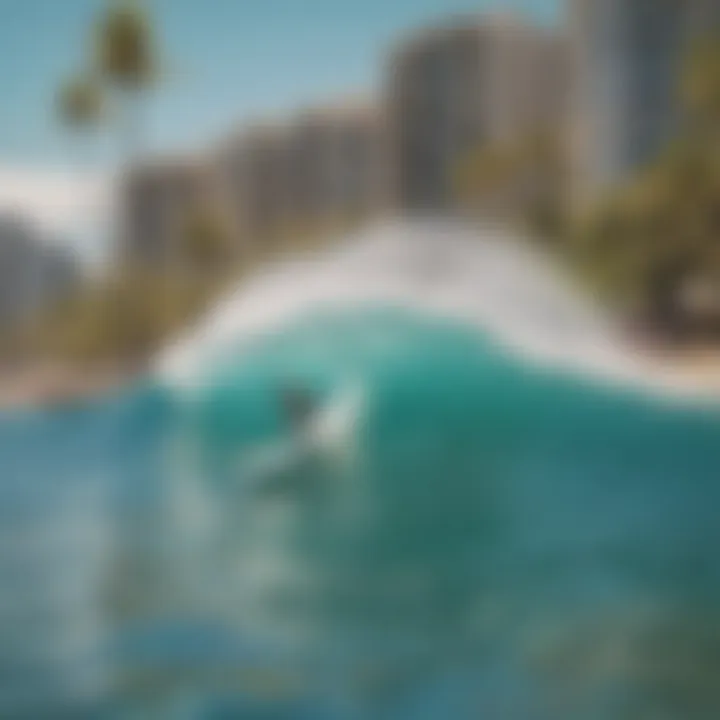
[
  {"x1": 482, "y1": 14, "x2": 571, "y2": 145},
  {"x1": 216, "y1": 102, "x2": 388, "y2": 249},
  {"x1": 122, "y1": 105, "x2": 387, "y2": 266},
  {"x1": 119, "y1": 12, "x2": 575, "y2": 261},
  {"x1": 385, "y1": 22, "x2": 485, "y2": 211},
  {"x1": 569, "y1": 0, "x2": 720, "y2": 204},
  {"x1": 284, "y1": 103, "x2": 388, "y2": 229},
  {"x1": 216, "y1": 123, "x2": 290, "y2": 248},
  {"x1": 119, "y1": 156, "x2": 228, "y2": 268},
  {"x1": 384, "y1": 14, "x2": 570, "y2": 211}
]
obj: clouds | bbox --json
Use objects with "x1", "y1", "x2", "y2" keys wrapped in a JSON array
[{"x1": 0, "y1": 165, "x2": 113, "y2": 260}]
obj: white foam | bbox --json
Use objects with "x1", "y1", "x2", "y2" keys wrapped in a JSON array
[
  {"x1": 305, "y1": 383, "x2": 364, "y2": 451},
  {"x1": 156, "y1": 218, "x2": 716, "y2": 403},
  {"x1": 236, "y1": 383, "x2": 364, "y2": 497}
]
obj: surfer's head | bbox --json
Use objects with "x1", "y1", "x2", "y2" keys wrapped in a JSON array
[{"x1": 278, "y1": 384, "x2": 318, "y2": 432}]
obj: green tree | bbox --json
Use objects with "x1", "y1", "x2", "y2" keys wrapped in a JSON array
[
  {"x1": 682, "y1": 33, "x2": 720, "y2": 136},
  {"x1": 182, "y1": 206, "x2": 236, "y2": 275},
  {"x1": 56, "y1": 75, "x2": 104, "y2": 132},
  {"x1": 94, "y1": 0, "x2": 160, "y2": 159},
  {"x1": 575, "y1": 35, "x2": 720, "y2": 338},
  {"x1": 39, "y1": 0, "x2": 227, "y2": 368},
  {"x1": 455, "y1": 129, "x2": 569, "y2": 241},
  {"x1": 56, "y1": 74, "x2": 105, "y2": 167}
]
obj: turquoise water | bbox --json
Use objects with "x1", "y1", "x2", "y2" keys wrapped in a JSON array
[{"x1": 2, "y1": 307, "x2": 720, "y2": 718}]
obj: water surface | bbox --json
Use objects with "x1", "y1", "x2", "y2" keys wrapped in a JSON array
[{"x1": 2, "y1": 306, "x2": 720, "y2": 718}]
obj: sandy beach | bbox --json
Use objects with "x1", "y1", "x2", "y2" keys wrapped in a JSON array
[
  {"x1": 649, "y1": 345, "x2": 720, "y2": 396},
  {"x1": 0, "y1": 363, "x2": 131, "y2": 411}
]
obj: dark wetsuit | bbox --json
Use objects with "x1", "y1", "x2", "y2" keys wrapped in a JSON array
[{"x1": 279, "y1": 386, "x2": 317, "y2": 432}]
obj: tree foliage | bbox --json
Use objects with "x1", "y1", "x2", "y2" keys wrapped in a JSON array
[
  {"x1": 44, "y1": 0, "x2": 176, "y2": 365},
  {"x1": 56, "y1": 76, "x2": 104, "y2": 131},
  {"x1": 181, "y1": 206, "x2": 236, "y2": 274},
  {"x1": 94, "y1": 0, "x2": 158, "y2": 91},
  {"x1": 24, "y1": 267, "x2": 225, "y2": 364},
  {"x1": 576, "y1": 34, "x2": 720, "y2": 337},
  {"x1": 682, "y1": 34, "x2": 720, "y2": 134},
  {"x1": 455, "y1": 128, "x2": 570, "y2": 241}
]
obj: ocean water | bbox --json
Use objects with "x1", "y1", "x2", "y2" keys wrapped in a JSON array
[{"x1": 2, "y1": 305, "x2": 720, "y2": 719}]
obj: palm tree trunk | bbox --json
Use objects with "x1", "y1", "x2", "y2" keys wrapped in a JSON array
[{"x1": 120, "y1": 90, "x2": 144, "y2": 166}]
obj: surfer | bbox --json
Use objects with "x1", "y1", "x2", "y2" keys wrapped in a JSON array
[
  {"x1": 235, "y1": 384, "x2": 320, "y2": 498},
  {"x1": 279, "y1": 384, "x2": 318, "y2": 434}
]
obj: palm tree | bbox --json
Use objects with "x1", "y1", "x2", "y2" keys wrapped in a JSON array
[
  {"x1": 57, "y1": 75, "x2": 104, "y2": 130},
  {"x1": 94, "y1": 0, "x2": 159, "y2": 160},
  {"x1": 56, "y1": 75, "x2": 105, "y2": 165},
  {"x1": 92, "y1": 0, "x2": 163, "y2": 352},
  {"x1": 182, "y1": 207, "x2": 235, "y2": 275},
  {"x1": 682, "y1": 34, "x2": 720, "y2": 137}
]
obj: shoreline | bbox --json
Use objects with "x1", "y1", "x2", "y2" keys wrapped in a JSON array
[
  {"x1": 0, "y1": 363, "x2": 133, "y2": 411},
  {"x1": 2, "y1": 341, "x2": 720, "y2": 412},
  {"x1": 4, "y1": 222, "x2": 720, "y2": 410},
  {"x1": 643, "y1": 344, "x2": 720, "y2": 396}
]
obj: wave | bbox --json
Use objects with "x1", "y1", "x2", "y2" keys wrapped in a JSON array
[{"x1": 155, "y1": 218, "x2": 711, "y2": 403}]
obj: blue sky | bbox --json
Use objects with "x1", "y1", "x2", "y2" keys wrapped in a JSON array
[{"x1": 0, "y1": 0, "x2": 560, "y2": 167}]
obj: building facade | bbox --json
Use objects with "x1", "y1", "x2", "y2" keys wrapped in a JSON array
[
  {"x1": 120, "y1": 156, "x2": 226, "y2": 267},
  {"x1": 570, "y1": 0, "x2": 720, "y2": 204},
  {"x1": 386, "y1": 23, "x2": 485, "y2": 211},
  {"x1": 483, "y1": 15, "x2": 571, "y2": 145},
  {"x1": 0, "y1": 214, "x2": 79, "y2": 333},
  {"x1": 217, "y1": 124, "x2": 290, "y2": 248},
  {"x1": 385, "y1": 17, "x2": 569, "y2": 211},
  {"x1": 218, "y1": 106, "x2": 387, "y2": 249},
  {"x1": 285, "y1": 104, "x2": 387, "y2": 229}
]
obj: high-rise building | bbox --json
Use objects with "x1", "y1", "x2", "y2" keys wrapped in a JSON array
[
  {"x1": 483, "y1": 15, "x2": 571, "y2": 145},
  {"x1": 569, "y1": 0, "x2": 720, "y2": 203},
  {"x1": 385, "y1": 16, "x2": 570, "y2": 211},
  {"x1": 285, "y1": 103, "x2": 388, "y2": 228},
  {"x1": 120, "y1": 156, "x2": 227, "y2": 267},
  {"x1": 0, "y1": 214, "x2": 80, "y2": 331},
  {"x1": 386, "y1": 22, "x2": 485, "y2": 211},
  {"x1": 219, "y1": 106, "x2": 387, "y2": 247},
  {"x1": 217, "y1": 124, "x2": 290, "y2": 246}
]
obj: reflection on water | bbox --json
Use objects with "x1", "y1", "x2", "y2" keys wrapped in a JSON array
[
  {"x1": 2, "y1": 309, "x2": 720, "y2": 718},
  {"x1": 0, "y1": 406, "x2": 113, "y2": 717}
]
